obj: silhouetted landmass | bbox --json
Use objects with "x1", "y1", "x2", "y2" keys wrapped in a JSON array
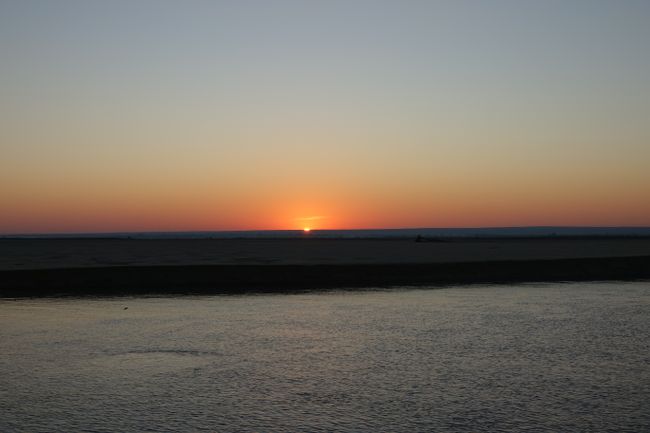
[
  {"x1": 0, "y1": 256, "x2": 649, "y2": 298},
  {"x1": 3, "y1": 237, "x2": 650, "y2": 270},
  {"x1": 3, "y1": 226, "x2": 650, "y2": 239},
  {"x1": 1, "y1": 237, "x2": 649, "y2": 297}
]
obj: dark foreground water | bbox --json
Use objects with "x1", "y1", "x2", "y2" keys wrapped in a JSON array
[{"x1": 1, "y1": 282, "x2": 649, "y2": 432}]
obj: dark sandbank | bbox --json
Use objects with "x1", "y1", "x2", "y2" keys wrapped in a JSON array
[{"x1": 1, "y1": 237, "x2": 649, "y2": 297}]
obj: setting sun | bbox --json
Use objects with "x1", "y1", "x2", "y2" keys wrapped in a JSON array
[{"x1": 303, "y1": 227, "x2": 311, "y2": 233}]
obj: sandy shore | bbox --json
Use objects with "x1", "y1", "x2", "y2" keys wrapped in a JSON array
[{"x1": 1, "y1": 238, "x2": 649, "y2": 296}]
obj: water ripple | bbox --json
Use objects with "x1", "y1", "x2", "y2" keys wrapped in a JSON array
[{"x1": 1, "y1": 282, "x2": 649, "y2": 432}]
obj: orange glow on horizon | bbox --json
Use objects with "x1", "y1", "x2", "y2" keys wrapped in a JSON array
[
  {"x1": 1, "y1": 170, "x2": 650, "y2": 234},
  {"x1": 2, "y1": 191, "x2": 650, "y2": 234}
]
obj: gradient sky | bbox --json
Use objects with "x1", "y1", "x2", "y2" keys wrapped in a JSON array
[{"x1": 1, "y1": 0, "x2": 649, "y2": 233}]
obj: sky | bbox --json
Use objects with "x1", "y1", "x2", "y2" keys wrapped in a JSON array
[{"x1": 1, "y1": 0, "x2": 649, "y2": 233}]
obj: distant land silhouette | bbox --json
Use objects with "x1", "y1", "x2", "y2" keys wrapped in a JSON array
[
  {"x1": 2, "y1": 234, "x2": 650, "y2": 297},
  {"x1": 2, "y1": 226, "x2": 650, "y2": 239}
]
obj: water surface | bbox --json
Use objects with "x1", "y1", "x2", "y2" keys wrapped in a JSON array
[{"x1": 1, "y1": 282, "x2": 649, "y2": 432}]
